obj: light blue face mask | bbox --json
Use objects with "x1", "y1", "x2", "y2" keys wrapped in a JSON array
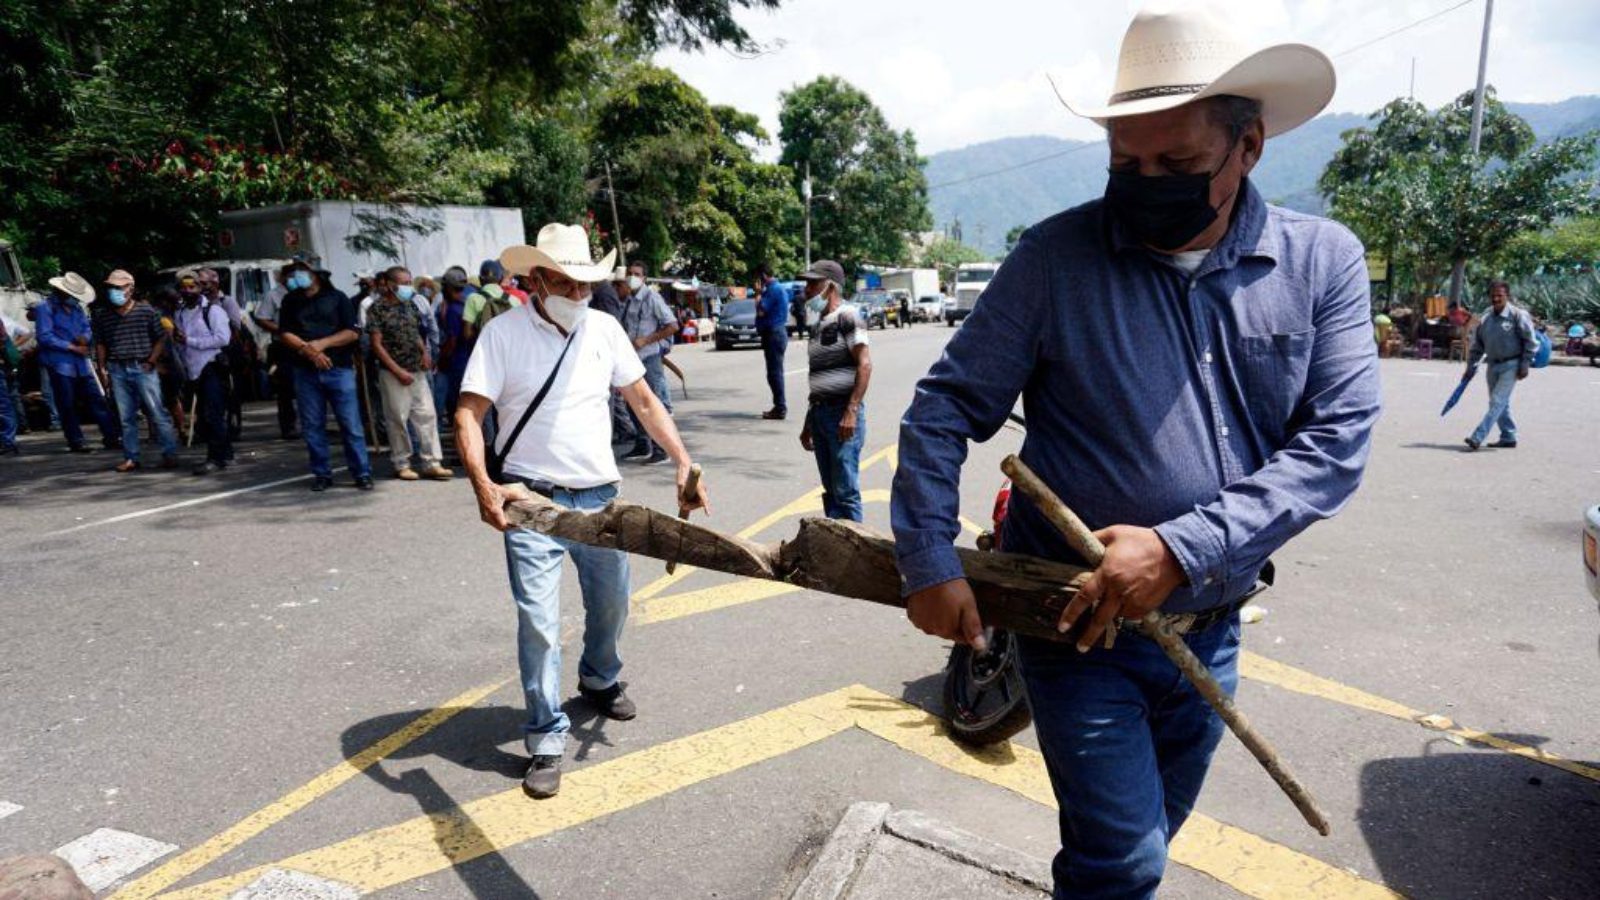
[
  {"x1": 288, "y1": 271, "x2": 313, "y2": 291},
  {"x1": 395, "y1": 285, "x2": 416, "y2": 302},
  {"x1": 108, "y1": 288, "x2": 128, "y2": 306}
]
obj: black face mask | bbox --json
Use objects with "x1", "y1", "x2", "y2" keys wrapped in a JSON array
[{"x1": 1104, "y1": 142, "x2": 1239, "y2": 252}]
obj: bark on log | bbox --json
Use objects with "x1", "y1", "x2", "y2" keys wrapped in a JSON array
[{"x1": 504, "y1": 497, "x2": 1089, "y2": 643}]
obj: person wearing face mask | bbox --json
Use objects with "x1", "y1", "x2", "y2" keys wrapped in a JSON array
[
  {"x1": 253, "y1": 264, "x2": 301, "y2": 440},
  {"x1": 616, "y1": 260, "x2": 678, "y2": 465},
  {"x1": 457, "y1": 223, "x2": 709, "y2": 801},
  {"x1": 893, "y1": 7, "x2": 1381, "y2": 897},
  {"x1": 277, "y1": 262, "x2": 373, "y2": 491},
  {"x1": 174, "y1": 272, "x2": 235, "y2": 475},
  {"x1": 366, "y1": 265, "x2": 451, "y2": 481},
  {"x1": 93, "y1": 270, "x2": 180, "y2": 472},
  {"x1": 434, "y1": 267, "x2": 472, "y2": 426},
  {"x1": 35, "y1": 271, "x2": 121, "y2": 453},
  {"x1": 197, "y1": 268, "x2": 249, "y2": 441}
]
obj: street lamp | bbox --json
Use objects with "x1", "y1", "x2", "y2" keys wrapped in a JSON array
[{"x1": 803, "y1": 162, "x2": 835, "y2": 271}]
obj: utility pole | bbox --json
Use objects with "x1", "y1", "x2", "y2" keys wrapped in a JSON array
[
  {"x1": 803, "y1": 161, "x2": 813, "y2": 271},
  {"x1": 604, "y1": 160, "x2": 626, "y2": 268},
  {"x1": 1447, "y1": 0, "x2": 1494, "y2": 308},
  {"x1": 1409, "y1": 57, "x2": 1416, "y2": 99}
]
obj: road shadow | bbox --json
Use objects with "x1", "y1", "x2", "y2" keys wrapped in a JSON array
[
  {"x1": 1358, "y1": 735, "x2": 1600, "y2": 899},
  {"x1": 1399, "y1": 441, "x2": 1479, "y2": 453}
]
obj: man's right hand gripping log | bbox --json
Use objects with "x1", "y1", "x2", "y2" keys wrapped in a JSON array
[{"x1": 891, "y1": 7, "x2": 1381, "y2": 895}]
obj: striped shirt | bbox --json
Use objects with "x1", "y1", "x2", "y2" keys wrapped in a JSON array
[
  {"x1": 807, "y1": 304, "x2": 868, "y2": 403},
  {"x1": 93, "y1": 303, "x2": 166, "y2": 362}
]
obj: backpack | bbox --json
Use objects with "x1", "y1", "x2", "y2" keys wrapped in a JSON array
[
  {"x1": 1531, "y1": 330, "x2": 1552, "y2": 369},
  {"x1": 480, "y1": 287, "x2": 516, "y2": 327}
]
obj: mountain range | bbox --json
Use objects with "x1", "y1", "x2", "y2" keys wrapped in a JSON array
[{"x1": 924, "y1": 96, "x2": 1600, "y2": 257}]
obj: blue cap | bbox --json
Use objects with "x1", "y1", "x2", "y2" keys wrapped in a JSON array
[{"x1": 479, "y1": 259, "x2": 505, "y2": 283}]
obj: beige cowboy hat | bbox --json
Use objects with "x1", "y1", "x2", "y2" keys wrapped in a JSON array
[
  {"x1": 1061, "y1": 3, "x2": 1335, "y2": 138},
  {"x1": 104, "y1": 269, "x2": 135, "y2": 287},
  {"x1": 500, "y1": 223, "x2": 617, "y2": 284},
  {"x1": 48, "y1": 271, "x2": 95, "y2": 304}
]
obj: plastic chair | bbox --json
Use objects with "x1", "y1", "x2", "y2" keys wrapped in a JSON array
[{"x1": 1414, "y1": 338, "x2": 1433, "y2": 360}]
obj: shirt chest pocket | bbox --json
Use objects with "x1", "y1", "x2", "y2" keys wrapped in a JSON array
[{"x1": 1235, "y1": 330, "x2": 1314, "y2": 438}]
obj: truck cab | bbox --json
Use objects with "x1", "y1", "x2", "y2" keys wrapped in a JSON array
[
  {"x1": 947, "y1": 262, "x2": 999, "y2": 326},
  {"x1": 0, "y1": 240, "x2": 36, "y2": 331}
]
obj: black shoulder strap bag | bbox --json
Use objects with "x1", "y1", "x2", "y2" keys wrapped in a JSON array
[{"x1": 487, "y1": 328, "x2": 578, "y2": 484}]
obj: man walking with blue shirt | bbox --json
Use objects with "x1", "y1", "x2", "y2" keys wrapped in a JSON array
[
  {"x1": 35, "y1": 272, "x2": 120, "y2": 454},
  {"x1": 754, "y1": 265, "x2": 790, "y2": 420},
  {"x1": 893, "y1": 8, "x2": 1380, "y2": 898},
  {"x1": 1464, "y1": 281, "x2": 1537, "y2": 451}
]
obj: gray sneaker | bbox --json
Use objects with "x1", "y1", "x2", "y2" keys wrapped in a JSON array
[
  {"x1": 579, "y1": 682, "x2": 638, "y2": 720},
  {"x1": 523, "y1": 754, "x2": 562, "y2": 799}
]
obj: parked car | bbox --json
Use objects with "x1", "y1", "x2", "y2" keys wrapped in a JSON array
[
  {"x1": 915, "y1": 295, "x2": 945, "y2": 322},
  {"x1": 713, "y1": 299, "x2": 761, "y2": 350},
  {"x1": 854, "y1": 290, "x2": 893, "y2": 329}
]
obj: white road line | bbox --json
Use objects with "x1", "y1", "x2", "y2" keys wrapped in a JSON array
[
  {"x1": 1405, "y1": 371, "x2": 1442, "y2": 378},
  {"x1": 54, "y1": 828, "x2": 177, "y2": 892},
  {"x1": 45, "y1": 469, "x2": 346, "y2": 537},
  {"x1": 0, "y1": 800, "x2": 21, "y2": 821},
  {"x1": 228, "y1": 868, "x2": 361, "y2": 899}
]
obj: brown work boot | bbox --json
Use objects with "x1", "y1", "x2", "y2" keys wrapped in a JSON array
[
  {"x1": 395, "y1": 467, "x2": 420, "y2": 481},
  {"x1": 114, "y1": 459, "x2": 140, "y2": 473},
  {"x1": 579, "y1": 682, "x2": 637, "y2": 720},
  {"x1": 523, "y1": 754, "x2": 562, "y2": 799},
  {"x1": 422, "y1": 464, "x2": 454, "y2": 480}
]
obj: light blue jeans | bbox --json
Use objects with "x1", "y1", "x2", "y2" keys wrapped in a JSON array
[
  {"x1": 807, "y1": 400, "x2": 865, "y2": 521},
  {"x1": 627, "y1": 353, "x2": 673, "y2": 454},
  {"x1": 1470, "y1": 359, "x2": 1521, "y2": 445},
  {"x1": 108, "y1": 360, "x2": 179, "y2": 462},
  {"x1": 503, "y1": 482, "x2": 631, "y2": 756}
]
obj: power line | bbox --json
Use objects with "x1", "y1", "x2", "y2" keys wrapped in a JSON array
[
  {"x1": 926, "y1": 140, "x2": 1104, "y2": 192},
  {"x1": 1333, "y1": 0, "x2": 1477, "y2": 58}
]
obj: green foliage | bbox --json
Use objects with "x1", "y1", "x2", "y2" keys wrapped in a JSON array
[
  {"x1": 1004, "y1": 225, "x2": 1028, "y2": 255},
  {"x1": 1320, "y1": 89, "x2": 1599, "y2": 299},
  {"x1": 779, "y1": 76, "x2": 932, "y2": 268},
  {"x1": 1494, "y1": 215, "x2": 1600, "y2": 276},
  {"x1": 917, "y1": 236, "x2": 988, "y2": 272}
]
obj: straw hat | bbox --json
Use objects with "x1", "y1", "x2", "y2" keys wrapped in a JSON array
[
  {"x1": 47, "y1": 272, "x2": 95, "y2": 304},
  {"x1": 104, "y1": 269, "x2": 135, "y2": 287},
  {"x1": 500, "y1": 223, "x2": 617, "y2": 284},
  {"x1": 1061, "y1": 4, "x2": 1335, "y2": 138}
]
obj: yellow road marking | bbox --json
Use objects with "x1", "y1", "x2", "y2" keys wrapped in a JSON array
[
  {"x1": 637, "y1": 579, "x2": 801, "y2": 625},
  {"x1": 109, "y1": 678, "x2": 512, "y2": 900},
  {"x1": 1241, "y1": 652, "x2": 1600, "y2": 782},
  {"x1": 155, "y1": 688, "x2": 863, "y2": 899},
  {"x1": 847, "y1": 692, "x2": 1402, "y2": 900},
  {"x1": 158, "y1": 686, "x2": 1398, "y2": 900}
]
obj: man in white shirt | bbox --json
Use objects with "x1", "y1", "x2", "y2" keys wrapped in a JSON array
[{"x1": 457, "y1": 223, "x2": 709, "y2": 800}]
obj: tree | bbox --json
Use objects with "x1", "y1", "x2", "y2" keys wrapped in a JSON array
[
  {"x1": 917, "y1": 236, "x2": 987, "y2": 270},
  {"x1": 1319, "y1": 90, "x2": 1598, "y2": 303},
  {"x1": 778, "y1": 77, "x2": 931, "y2": 272},
  {"x1": 1004, "y1": 224, "x2": 1028, "y2": 255}
]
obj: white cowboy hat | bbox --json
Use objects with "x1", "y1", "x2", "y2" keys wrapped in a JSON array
[
  {"x1": 1061, "y1": 4, "x2": 1335, "y2": 138},
  {"x1": 500, "y1": 223, "x2": 617, "y2": 284},
  {"x1": 47, "y1": 271, "x2": 95, "y2": 305}
]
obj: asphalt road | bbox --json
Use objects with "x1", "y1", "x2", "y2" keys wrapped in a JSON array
[{"x1": 1, "y1": 324, "x2": 1597, "y2": 900}]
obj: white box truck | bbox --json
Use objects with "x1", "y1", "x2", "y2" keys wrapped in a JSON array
[{"x1": 947, "y1": 262, "x2": 1000, "y2": 326}]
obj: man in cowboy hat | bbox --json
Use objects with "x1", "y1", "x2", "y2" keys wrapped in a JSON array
[
  {"x1": 457, "y1": 222, "x2": 709, "y2": 800},
  {"x1": 893, "y1": 5, "x2": 1381, "y2": 896},
  {"x1": 34, "y1": 271, "x2": 121, "y2": 453}
]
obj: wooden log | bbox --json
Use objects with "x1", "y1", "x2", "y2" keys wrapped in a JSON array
[{"x1": 503, "y1": 496, "x2": 1090, "y2": 643}]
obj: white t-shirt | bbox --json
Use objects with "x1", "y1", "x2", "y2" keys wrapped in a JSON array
[
  {"x1": 1163, "y1": 249, "x2": 1210, "y2": 276},
  {"x1": 461, "y1": 304, "x2": 645, "y2": 488}
]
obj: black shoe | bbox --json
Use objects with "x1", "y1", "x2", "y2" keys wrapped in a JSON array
[
  {"x1": 523, "y1": 754, "x2": 562, "y2": 799},
  {"x1": 0, "y1": 444, "x2": 19, "y2": 457},
  {"x1": 354, "y1": 475, "x2": 375, "y2": 491},
  {"x1": 1489, "y1": 439, "x2": 1518, "y2": 448},
  {"x1": 579, "y1": 682, "x2": 637, "y2": 721},
  {"x1": 1463, "y1": 437, "x2": 1481, "y2": 451},
  {"x1": 621, "y1": 446, "x2": 652, "y2": 461},
  {"x1": 280, "y1": 431, "x2": 301, "y2": 441},
  {"x1": 192, "y1": 459, "x2": 227, "y2": 475},
  {"x1": 641, "y1": 451, "x2": 670, "y2": 466},
  {"x1": 761, "y1": 409, "x2": 786, "y2": 420},
  {"x1": 310, "y1": 475, "x2": 334, "y2": 492},
  {"x1": 67, "y1": 444, "x2": 94, "y2": 454}
]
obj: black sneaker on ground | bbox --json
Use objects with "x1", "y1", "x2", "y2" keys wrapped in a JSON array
[
  {"x1": 354, "y1": 475, "x2": 375, "y2": 491},
  {"x1": 523, "y1": 754, "x2": 562, "y2": 799},
  {"x1": 761, "y1": 409, "x2": 786, "y2": 420},
  {"x1": 642, "y1": 451, "x2": 670, "y2": 466},
  {"x1": 1463, "y1": 437, "x2": 1481, "y2": 451},
  {"x1": 310, "y1": 475, "x2": 334, "y2": 492},
  {"x1": 192, "y1": 459, "x2": 227, "y2": 475},
  {"x1": 1489, "y1": 439, "x2": 1518, "y2": 448},
  {"x1": 621, "y1": 446, "x2": 652, "y2": 461},
  {"x1": 579, "y1": 682, "x2": 638, "y2": 720},
  {"x1": 67, "y1": 444, "x2": 94, "y2": 454}
]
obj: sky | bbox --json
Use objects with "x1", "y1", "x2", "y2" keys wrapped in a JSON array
[{"x1": 655, "y1": 0, "x2": 1600, "y2": 156}]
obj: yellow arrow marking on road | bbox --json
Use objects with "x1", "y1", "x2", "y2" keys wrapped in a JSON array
[{"x1": 154, "y1": 686, "x2": 1398, "y2": 900}]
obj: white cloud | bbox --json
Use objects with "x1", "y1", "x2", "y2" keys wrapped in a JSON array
[{"x1": 655, "y1": 0, "x2": 1600, "y2": 155}]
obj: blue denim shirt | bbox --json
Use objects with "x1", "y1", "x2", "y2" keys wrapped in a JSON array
[
  {"x1": 756, "y1": 280, "x2": 790, "y2": 335},
  {"x1": 891, "y1": 181, "x2": 1382, "y2": 613},
  {"x1": 34, "y1": 294, "x2": 94, "y2": 378}
]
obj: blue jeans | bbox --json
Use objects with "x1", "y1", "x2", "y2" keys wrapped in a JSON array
[
  {"x1": 108, "y1": 361, "x2": 179, "y2": 462},
  {"x1": 47, "y1": 368, "x2": 119, "y2": 449},
  {"x1": 503, "y1": 483, "x2": 631, "y2": 756},
  {"x1": 628, "y1": 353, "x2": 673, "y2": 453},
  {"x1": 760, "y1": 330, "x2": 787, "y2": 414},
  {"x1": 0, "y1": 369, "x2": 16, "y2": 448},
  {"x1": 807, "y1": 400, "x2": 865, "y2": 521},
  {"x1": 1017, "y1": 618, "x2": 1241, "y2": 900},
  {"x1": 293, "y1": 366, "x2": 372, "y2": 479},
  {"x1": 1470, "y1": 359, "x2": 1520, "y2": 444}
]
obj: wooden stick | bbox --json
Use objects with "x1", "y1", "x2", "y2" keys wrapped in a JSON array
[
  {"x1": 1000, "y1": 454, "x2": 1332, "y2": 837},
  {"x1": 666, "y1": 463, "x2": 702, "y2": 574}
]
